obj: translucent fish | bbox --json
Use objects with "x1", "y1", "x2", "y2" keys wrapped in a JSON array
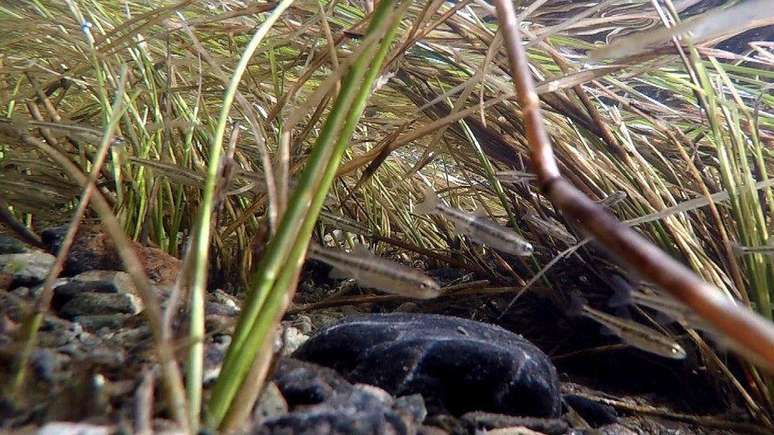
[
  {"x1": 494, "y1": 170, "x2": 537, "y2": 185},
  {"x1": 596, "y1": 191, "x2": 627, "y2": 209},
  {"x1": 319, "y1": 211, "x2": 371, "y2": 235},
  {"x1": 589, "y1": 0, "x2": 774, "y2": 61},
  {"x1": 415, "y1": 186, "x2": 534, "y2": 256},
  {"x1": 0, "y1": 116, "x2": 124, "y2": 145},
  {"x1": 573, "y1": 294, "x2": 686, "y2": 359},
  {"x1": 307, "y1": 243, "x2": 441, "y2": 299},
  {"x1": 524, "y1": 213, "x2": 578, "y2": 245},
  {"x1": 609, "y1": 277, "x2": 710, "y2": 332},
  {"x1": 733, "y1": 244, "x2": 774, "y2": 256}
]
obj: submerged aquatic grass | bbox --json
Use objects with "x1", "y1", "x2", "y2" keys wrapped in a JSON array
[{"x1": 1, "y1": 0, "x2": 773, "y2": 429}]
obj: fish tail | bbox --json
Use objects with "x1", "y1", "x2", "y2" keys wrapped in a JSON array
[
  {"x1": 731, "y1": 243, "x2": 749, "y2": 256},
  {"x1": 415, "y1": 185, "x2": 439, "y2": 215},
  {"x1": 567, "y1": 292, "x2": 588, "y2": 317},
  {"x1": 607, "y1": 275, "x2": 633, "y2": 307}
]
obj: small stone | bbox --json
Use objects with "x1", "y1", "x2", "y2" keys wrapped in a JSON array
[
  {"x1": 30, "y1": 348, "x2": 61, "y2": 383},
  {"x1": 73, "y1": 270, "x2": 135, "y2": 293},
  {"x1": 273, "y1": 358, "x2": 350, "y2": 406},
  {"x1": 274, "y1": 324, "x2": 309, "y2": 356},
  {"x1": 461, "y1": 412, "x2": 568, "y2": 435},
  {"x1": 253, "y1": 382, "x2": 289, "y2": 423},
  {"x1": 203, "y1": 334, "x2": 232, "y2": 385},
  {"x1": 486, "y1": 427, "x2": 546, "y2": 435},
  {"x1": 59, "y1": 292, "x2": 143, "y2": 320},
  {"x1": 209, "y1": 288, "x2": 241, "y2": 312},
  {"x1": 52, "y1": 271, "x2": 135, "y2": 311},
  {"x1": 0, "y1": 252, "x2": 55, "y2": 286},
  {"x1": 0, "y1": 234, "x2": 29, "y2": 254},
  {"x1": 255, "y1": 379, "x2": 424, "y2": 435},
  {"x1": 72, "y1": 314, "x2": 131, "y2": 331},
  {"x1": 37, "y1": 422, "x2": 113, "y2": 435},
  {"x1": 394, "y1": 394, "x2": 428, "y2": 425}
]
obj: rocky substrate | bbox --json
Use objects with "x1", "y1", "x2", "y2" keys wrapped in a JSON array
[{"x1": 0, "y1": 229, "x2": 764, "y2": 434}]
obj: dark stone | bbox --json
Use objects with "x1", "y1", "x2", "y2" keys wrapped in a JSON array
[
  {"x1": 72, "y1": 314, "x2": 131, "y2": 331},
  {"x1": 29, "y1": 348, "x2": 60, "y2": 383},
  {"x1": 293, "y1": 313, "x2": 561, "y2": 417},
  {"x1": 53, "y1": 281, "x2": 116, "y2": 310},
  {"x1": 0, "y1": 235, "x2": 29, "y2": 254},
  {"x1": 52, "y1": 271, "x2": 135, "y2": 311},
  {"x1": 256, "y1": 357, "x2": 426, "y2": 435},
  {"x1": 58, "y1": 292, "x2": 142, "y2": 320},
  {"x1": 254, "y1": 385, "x2": 422, "y2": 435},
  {"x1": 0, "y1": 252, "x2": 55, "y2": 287},
  {"x1": 563, "y1": 394, "x2": 618, "y2": 427},
  {"x1": 273, "y1": 357, "x2": 353, "y2": 406},
  {"x1": 461, "y1": 411, "x2": 568, "y2": 435}
]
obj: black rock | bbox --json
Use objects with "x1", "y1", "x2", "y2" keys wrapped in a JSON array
[
  {"x1": 0, "y1": 252, "x2": 55, "y2": 287},
  {"x1": 293, "y1": 313, "x2": 561, "y2": 417},
  {"x1": 254, "y1": 386, "x2": 420, "y2": 435},
  {"x1": 58, "y1": 292, "x2": 142, "y2": 320},
  {"x1": 563, "y1": 394, "x2": 618, "y2": 427},
  {"x1": 273, "y1": 357, "x2": 356, "y2": 406},
  {"x1": 0, "y1": 235, "x2": 29, "y2": 254},
  {"x1": 52, "y1": 280, "x2": 117, "y2": 311},
  {"x1": 256, "y1": 358, "x2": 426, "y2": 435}
]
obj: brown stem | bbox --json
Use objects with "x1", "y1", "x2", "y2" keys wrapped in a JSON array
[{"x1": 493, "y1": 0, "x2": 774, "y2": 371}]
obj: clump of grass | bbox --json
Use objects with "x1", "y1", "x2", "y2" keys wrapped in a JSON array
[{"x1": 1, "y1": 0, "x2": 774, "y2": 431}]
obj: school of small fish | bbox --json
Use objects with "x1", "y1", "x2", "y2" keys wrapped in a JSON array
[{"x1": 308, "y1": 179, "x2": 702, "y2": 362}]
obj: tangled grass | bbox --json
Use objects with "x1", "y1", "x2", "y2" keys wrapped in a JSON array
[{"x1": 1, "y1": 0, "x2": 773, "y2": 430}]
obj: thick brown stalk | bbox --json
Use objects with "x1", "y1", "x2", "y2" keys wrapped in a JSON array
[{"x1": 493, "y1": 0, "x2": 774, "y2": 370}]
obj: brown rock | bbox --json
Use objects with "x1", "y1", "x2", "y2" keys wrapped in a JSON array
[{"x1": 41, "y1": 225, "x2": 181, "y2": 285}]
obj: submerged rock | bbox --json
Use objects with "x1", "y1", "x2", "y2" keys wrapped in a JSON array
[
  {"x1": 59, "y1": 292, "x2": 142, "y2": 319},
  {"x1": 48, "y1": 270, "x2": 143, "y2": 326},
  {"x1": 0, "y1": 252, "x2": 55, "y2": 286},
  {"x1": 461, "y1": 411, "x2": 568, "y2": 435},
  {"x1": 253, "y1": 357, "x2": 426, "y2": 435},
  {"x1": 0, "y1": 234, "x2": 30, "y2": 254},
  {"x1": 41, "y1": 225, "x2": 181, "y2": 285},
  {"x1": 294, "y1": 313, "x2": 561, "y2": 417}
]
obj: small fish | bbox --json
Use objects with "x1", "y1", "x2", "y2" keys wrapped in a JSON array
[
  {"x1": 632, "y1": 290, "x2": 710, "y2": 331},
  {"x1": 588, "y1": 0, "x2": 774, "y2": 61},
  {"x1": 733, "y1": 244, "x2": 774, "y2": 256},
  {"x1": 596, "y1": 191, "x2": 627, "y2": 209},
  {"x1": 494, "y1": 170, "x2": 537, "y2": 185},
  {"x1": 524, "y1": 213, "x2": 577, "y2": 245},
  {"x1": 319, "y1": 211, "x2": 371, "y2": 235},
  {"x1": 308, "y1": 243, "x2": 441, "y2": 299},
  {"x1": 609, "y1": 279, "x2": 710, "y2": 332},
  {"x1": 415, "y1": 186, "x2": 534, "y2": 256},
  {"x1": 572, "y1": 294, "x2": 686, "y2": 359},
  {"x1": 0, "y1": 117, "x2": 124, "y2": 145}
]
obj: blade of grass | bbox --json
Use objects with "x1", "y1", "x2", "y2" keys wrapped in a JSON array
[
  {"x1": 493, "y1": 0, "x2": 774, "y2": 371},
  {"x1": 10, "y1": 66, "x2": 127, "y2": 395},
  {"x1": 186, "y1": 1, "x2": 294, "y2": 430},
  {"x1": 205, "y1": 1, "x2": 403, "y2": 426}
]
